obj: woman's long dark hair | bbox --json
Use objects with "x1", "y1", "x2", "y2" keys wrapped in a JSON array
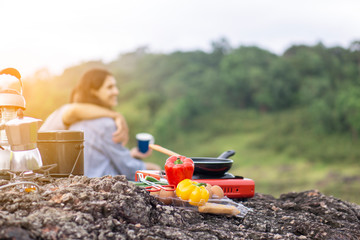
[{"x1": 75, "y1": 68, "x2": 113, "y2": 108}]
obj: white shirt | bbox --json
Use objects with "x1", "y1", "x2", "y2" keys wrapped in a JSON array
[{"x1": 39, "y1": 104, "x2": 70, "y2": 131}]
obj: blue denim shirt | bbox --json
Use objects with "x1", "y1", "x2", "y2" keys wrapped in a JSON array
[{"x1": 69, "y1": 117, "x2": 145, "y2": 180}]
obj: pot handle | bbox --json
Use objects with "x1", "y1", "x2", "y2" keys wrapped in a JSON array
[
  {"x1": 0, "y1": 68, "x2": 23, "y2": 95},
  {"x1": 0, "y1": 68, "x2": 22, "y2": 80},
  {"x1": 149, "y1": 144, "x2": 180, "y2": 156},
  {"x1": 217, "y1": 150, "x2": 235, "y2": 159},
  {"x1": 70, "y1": 143, "x2": 84, "y2": 175}
]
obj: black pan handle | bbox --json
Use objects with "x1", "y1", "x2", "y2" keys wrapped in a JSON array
[{"x1": 217, "y1": 150, "x2": 235, "y2": 159}]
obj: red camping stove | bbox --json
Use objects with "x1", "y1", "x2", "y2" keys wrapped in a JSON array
[
  {"x1": 135, "y1": 170, "x2": 255, "y2": 199},
  {"x1": 193, "y1": 173, "x2": 255, "y2": 199}
]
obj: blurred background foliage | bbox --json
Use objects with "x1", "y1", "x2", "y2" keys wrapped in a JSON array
[{"x1": 22, "y1": 38, "x2": 360, "y2": 204}]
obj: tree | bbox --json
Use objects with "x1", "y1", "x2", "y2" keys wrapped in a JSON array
[
  {"x1": 220, "y1": 46, "x2": 278, "y2": 109},
  {"x1": 336, "y1": 87, "x2": 360, "y2": 140}
]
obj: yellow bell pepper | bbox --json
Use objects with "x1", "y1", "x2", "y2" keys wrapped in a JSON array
[{"x1": 175, "y1": 179, "x2": 210, "y2": 206}]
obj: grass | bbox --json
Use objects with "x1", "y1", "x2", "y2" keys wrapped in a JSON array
[{"x1": 146, "y1": 108, "x2": 360, "y2": 204}]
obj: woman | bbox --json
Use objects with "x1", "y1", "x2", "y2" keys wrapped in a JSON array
[{"x1": 69, "y1": 68, "x2": 161, "y2": 180}]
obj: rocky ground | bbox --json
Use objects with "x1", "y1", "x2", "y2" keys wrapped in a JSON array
[{"x1": 0, "y1": 175, "x2": 359, "y2": 240}]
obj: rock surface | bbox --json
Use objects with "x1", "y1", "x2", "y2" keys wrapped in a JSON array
[{"x1": 0, "y1": 175, "x2": 359, "y2": 239}]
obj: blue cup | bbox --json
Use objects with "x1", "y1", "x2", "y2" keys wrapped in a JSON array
[{"x1": 136, "y1": 133, "x2": 154, "y2": 153}]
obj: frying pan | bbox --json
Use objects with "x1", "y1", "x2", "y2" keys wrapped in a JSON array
[
  {"x1": 191, "y1": 150, "x2": 235, "y2": 176},
  {"x1": 149, "y1": 144, "x2": 235, "y2": 176}
]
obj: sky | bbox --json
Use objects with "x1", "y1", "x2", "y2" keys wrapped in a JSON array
[{"x1": 0, "y1": 0, "x2": 359, "y2": 78}]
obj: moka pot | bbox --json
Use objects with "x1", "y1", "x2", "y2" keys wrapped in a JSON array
[{"x1": 4, "y1": 117, "x2": 43, "y2": 171}]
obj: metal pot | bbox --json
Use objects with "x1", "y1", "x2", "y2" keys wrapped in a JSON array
[
  {"x1": 5, "y1": 117, "x2": 42, "y2": 151},
  {"x1": 37, "y1": 130, "x2": 84, "y2": 176}
]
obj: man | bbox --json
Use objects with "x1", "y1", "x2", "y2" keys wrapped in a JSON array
[{"x1": 40, "y1": 86, "x2": 128, "y2": 145}]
